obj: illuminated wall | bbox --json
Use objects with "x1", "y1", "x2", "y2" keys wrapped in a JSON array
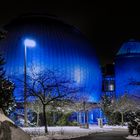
[
  {"x1": 115, "y1": 40, "x2": 140, "y2": 98},
  {"x1": 0, "y1": 15, "x2": 102, "y2": 102}
]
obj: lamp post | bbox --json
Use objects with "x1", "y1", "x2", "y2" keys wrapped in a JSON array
[{"x1": 24, "y1": 39, "x2": 36, "y2": 126}]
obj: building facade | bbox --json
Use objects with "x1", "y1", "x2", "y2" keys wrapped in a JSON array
[
  {"x1": 102, "y1": 64, "x2": 115, "y2": 99},
  {"x1": 0, "y1": 14, "x2": 103, "y2": 125},
  {"x1": 115, "y1": 40, "x2": 140, "y2": 98},
  {"x1": 0, "y1": 14, "x2": 102, "y2": 103}
]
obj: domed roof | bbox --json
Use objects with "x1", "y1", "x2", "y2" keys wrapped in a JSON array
[
  {"x1": 117, "y1": 39, "x2": 140, "y2": 56},
  {"x1": 0, "y1": 14, "x2": 102, "y2": 102},
  {"x1": 4, "y1": 14, "x2": 82, "y2": 36}
]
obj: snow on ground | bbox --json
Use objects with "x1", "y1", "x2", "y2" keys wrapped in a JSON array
[
  {"x1": 103, "y1": 124, "x2": 128, "y2": 129},
  {"x1": 126, "y1": 135, "x2": 140, "y2": 140},
  {"x1": 22, "y1": 125, "x2": 128, "y2": 140}
]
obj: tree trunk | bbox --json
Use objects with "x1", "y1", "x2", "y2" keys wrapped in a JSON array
[
  {"x1": 77, "y1": 112, "x2": 79, "y2": 123},
  {"x1": 85, "y1": 110, "x2": 89, "y2": 128},
  {"x1": 43, "y1": 105, "x2": 48, "y2": 133},
  {"x1": 121, "y1": 112, "x2": 124, "y2": 126},
  {"x1": 53, "y1": 111, "x2": 56, "y2": 125},
  {"x1": 36, "y1": 113, "x2": 39, "y2": 127},
  {"x1": 24, "y1": 102, "x2": 28, "y2": 127}
]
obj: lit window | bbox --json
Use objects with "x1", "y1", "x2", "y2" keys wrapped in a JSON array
[{"x1": 109, "y1": 84, "x2": 114, "y2": 91}]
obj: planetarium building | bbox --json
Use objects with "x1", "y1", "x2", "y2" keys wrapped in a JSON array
[
  {"x1": 115, "y1": 40, "x2": 140, "y2": 98},
  {"x1": 0, "y1": 14, "x2": 102, "y2": 103}
]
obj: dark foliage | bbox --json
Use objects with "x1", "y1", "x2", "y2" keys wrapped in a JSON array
[
  {"x1": 0, "y1": 54, "x2": 15, "y2": 115},
  {"x1": 127, "y1": 111, "x2": 140, "y2": 136}
]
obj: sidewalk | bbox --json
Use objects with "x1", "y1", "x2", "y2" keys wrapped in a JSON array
[{"x1": 22, "y1": 125, "x2": 128, "y2": 140}]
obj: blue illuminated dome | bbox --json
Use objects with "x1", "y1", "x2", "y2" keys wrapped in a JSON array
[
  {"x1": 115, "y1": 39, "x2": 140, "y2": 98},
  {"x1": 0, "y1": 14, "x2": 102, "y2": 102}
]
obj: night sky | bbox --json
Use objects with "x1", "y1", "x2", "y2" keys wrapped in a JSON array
[{"x1": 0, "y1": 1, "x2": 140, "y2": 65}]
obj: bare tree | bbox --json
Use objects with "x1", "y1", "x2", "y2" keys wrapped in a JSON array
[
  {"x1": 63, "y1": 95, "x2": 97, "y2": 128},
  {"x1": 27, "y1": 99, "x2": 42, "y2": 126},
  {"x1": 24, "y1": 69, "x2": 80, "y2": 133},
  {"x1": 113, "y1": 94, "x2": 138, "y2": 126}
]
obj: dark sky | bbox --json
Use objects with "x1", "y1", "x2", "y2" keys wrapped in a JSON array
[{"x1": 0, "y1": 0, "x2": 140, "y2": 65}]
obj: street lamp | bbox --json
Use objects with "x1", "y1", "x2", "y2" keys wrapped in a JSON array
[{"x1": 24, "y1": 38, "x2": 36, "y2": 126}]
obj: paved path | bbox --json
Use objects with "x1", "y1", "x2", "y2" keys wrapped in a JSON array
[{"x1": 79, "y1": 130, "x2": 128, "y2": 140}]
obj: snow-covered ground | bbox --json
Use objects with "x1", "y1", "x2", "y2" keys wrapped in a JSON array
[
  {"x1": 22, "y1": 125, "x2": 128, "y2": 140},
  {"x1": 126, "y1": 135, "x2": 140, "y2": 140},
  {"x1": 103, "y1": 124, "x2": 128, "y2": 131}
]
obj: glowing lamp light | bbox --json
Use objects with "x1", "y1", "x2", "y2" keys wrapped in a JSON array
[{"x1": 24, "y1": 39, "x2": 36, "y2": 47}]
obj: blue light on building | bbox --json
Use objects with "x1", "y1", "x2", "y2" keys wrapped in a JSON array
[
  {"x1": 0, "y1": 15, "x2": 102, "y2": 103},
  {"x1": 115, "y1": 39, "x2": 140, "y2": 98}
]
